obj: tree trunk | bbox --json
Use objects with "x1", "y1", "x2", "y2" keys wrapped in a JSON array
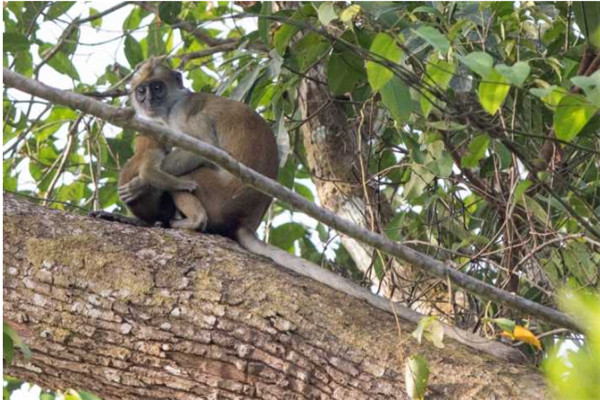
[{"x1": 3, "y1": 193, "x2": 546, "y2": 399}]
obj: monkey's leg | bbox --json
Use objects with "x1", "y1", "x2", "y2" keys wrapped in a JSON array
[{"x1": 170, "y1": 192, "x2": 208, "y2": 231}]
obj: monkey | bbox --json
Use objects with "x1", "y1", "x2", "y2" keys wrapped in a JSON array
[
  {"x1": 118, "y1": 58, "x2": 279, "y2": 245},
  {"x1": 117, "y1": 133, "x2": 208, "y2": 230}
]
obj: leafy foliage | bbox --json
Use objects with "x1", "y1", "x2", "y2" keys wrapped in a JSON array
[{"x1": 3, "y1": 1, "x2": 600, "y2": 396}]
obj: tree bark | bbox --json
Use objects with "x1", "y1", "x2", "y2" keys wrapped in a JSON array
[{"x1": 3, "y1": 193, "x2": 546, "y2": 399}]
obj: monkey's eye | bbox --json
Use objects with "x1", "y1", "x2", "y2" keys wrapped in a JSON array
[
  {"x1": 136, "y1": 86, "x2": 145, "y2": 95},
  {"x1": 152, "y1": 82, "x2": 163, "y2": 92}
]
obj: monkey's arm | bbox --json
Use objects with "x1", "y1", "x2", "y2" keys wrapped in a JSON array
[
  {"x1": 138, "y1": 149, "x2": 197, "y2": 192},
  {"x1": 160, "y1": 148, "x2": 215, "y2": 177}
]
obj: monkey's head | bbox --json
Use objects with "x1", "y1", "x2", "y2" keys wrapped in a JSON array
[{"x1": 130, "y1": 58, "x2": 186, "y2": 120}]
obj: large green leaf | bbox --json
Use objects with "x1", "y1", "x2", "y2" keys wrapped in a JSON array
[
  {"x1": 571, "y1": 71, "x2": 600, "y2": 107},
  {"x1": 495, "y1": 61, "x2": 530, "y2": 86},
  {"x1": 366, "y1": 33, "x2": 403, "y2": 91},
  {"x1": 45, "y1": 2, "x2": 74, "y2": 20},
  {"x1": 461, "y1": 134, "x2": 490, "y2": 168},
  {"x1": 317, "y1": 2, "x2": 338, "y2": 26},
  {"x1": 381, "y1": 76, "x2": 412, "y2": 124},
  {"x1": 158, "y1": 2, "x2": 181, "y2": 24},
  {"x1": 554, "y1": 95, "x2": 599, "y2": 142},
  {"x1": 124, "y1": 35, "x2": 143, "y2": 69},
  {"x1": 478, "y1": 69, "x2": 510, "y2": 114},
  {"x1": 147, "y1": 20, "x2": 166, "y2": 57},
  {"x1": 414, "y1": 26, "x2": 450, "y2": 53},
  {"x1": 42, "y1": 48, "x2": 80, "y2": 80},
  {"x1": 327, "y1": 50, "x2": 366, "y2": 95},
  {"x1": 258, "y1": 2, "x2": 272, "y2": 45},
  {"x1": 421, "y1": 58, "x2": 455, "y2": 116},
  {"x1": 269, "y1": 222, "x2": 307, "y2": 252},
  {"x1": 3, "y1": 33, "x2": 30, "y2": 53},
  {"x1": 273, "y1": 5, "x2": 314, "y2": 55},
  {"x1": 573, "y1": 2, "x2": 600, "y2": 48},
  {"x1": 290, "y1": 32, "x2": 331, "y2": 72},
  {"x1": 461, "y1": 51, "x2": 493, "y2": 77}
]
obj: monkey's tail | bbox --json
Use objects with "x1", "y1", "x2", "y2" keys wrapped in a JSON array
[{"x1": 235, "y1": 227, "x2": 378, "y2": 297}]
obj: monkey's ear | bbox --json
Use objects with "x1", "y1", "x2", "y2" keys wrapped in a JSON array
[{"x1": 171, "y1": 71, "x2": 183, "y2": 88}]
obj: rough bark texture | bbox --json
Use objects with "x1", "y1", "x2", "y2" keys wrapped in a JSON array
[{"x1": 3, "y1": 193, "x2": 546, "y2": 399}]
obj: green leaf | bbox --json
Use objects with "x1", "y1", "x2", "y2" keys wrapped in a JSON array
[
  {"x1": 381, "y1": 76, "x2": 412, "y2": 124},
  {"x1": 124, "y1": 35, "x2": 144, "y2": 69},
  {"x1": 495, "y1": 61, "x2": 530, "y2": 86},
  {"x1": 147, "y1": 21, "x2": 166, "y2": 57},
  {"x1": 427, "y1": 151, "x2": 453, "y2": 178},
  {"x1": 269, "y1": 222, "x2": 307, "y2": 252},
  {"x1": 421, "y1": 59, "x2": 455, "y2": 116},
  {"x1": 89, "y1": 7, "x2": 101, "y2": 28},
  {"x1": 45, "y1": 2, "x2": 74, "y2": 20},
  {"x1": 3, "y1": 322, "x2": 31, "y2": 362},
  {"x1": 461, "y1": 51, "x2": 494, "y2": 77},
  {"x1": 405, "y1": 354, "x2": 430, "y2": 400},
  {"x1": 573, "y1": 2, "x2": 600, "y2": 48},
  {"x1": 412, "y1": 316, "x2": 444, "y2": 348},
  {"x1": 13, "y1": 50, "x2": 34, "y2": 77},
  {"x1": 56, "y1": 181, "x2": 85, "y2": 203},
  {"x1": 45, "y1": 50, "x2": 80, "y2": 80},
  {"x1": 461, "y1": 134, "x2": 490, "y2": 168},
  {"x1": 530, "y1": 85, "x2": 568, "y2": 108},
  {"x1": 258, "y1": 2, "x2": 272, "y2": 45},
  {"x1": 478, "y1": 69, "x2": 510, "y2": 114},
  {"x1": 318, "y1": 2, "x2": 338, "y2": 26},
  {"x1": 3, "y1": 332, "x2": 14, "y2": 366},
  {"x1": 366, "y1": 33, "x2": 403, "y2": 91},
  {"x1": 327, "y1": 50, "x2": 366, "y2": 95},
  {"x1": 520, "y1": 195, "x2": 550, "y2": 226},
  {"x1": 414, "y1": 26, "x2": 450, "y2": 53},
  {"x1": 554, "y1": 95, "x2": 599, "y2": 141},
  {"x1": 290, "y1": 32, "x2": 331, "y2": 72},
  {"x1": 273, "y1": 5, "x2": 314, "y2": 55},
  {"x1": 3, "y1": 33, "x2": 30, "y2": 53},
  {"x1": 339, "y1": 4, "x2": 361, "y2": 25},
  {"x1": 231, "y1": 65, "x2": 262, "y2": 101},
  {"x1": 294, "y1": 183, "x2": 314, "y2": 202},
  {"x1": 123, "y1": 7, "x2": 142, "y2": 31},
  {"x1": 77, "y1": 390, "x2": 102, "y2": 400},
  {"x1": 316, "y1": 223, "x2": 329, "y2": 242},
  {"x1": 278, "y1": 158, "x2": 295, "y2": 188},
  {"x1": 487, "y1": 317, "x2": 516, "y2": 333},
  {"x1": 158, "y1": 2, "x2": 181, "y2": 24},
  {"x1": 571, "y1": 71, "x2": 600, "y2": 107},
  {"x1": 404, "y1": 164, "x2": 434, "y2": 200}
]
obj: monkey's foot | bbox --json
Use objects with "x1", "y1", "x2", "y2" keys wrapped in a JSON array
[
  {"x1": 88, "y1": 211, "x2": 149, "y2": 227},
  {"x1": 170, "y1": 215, "x2": 207, "y2": 231}
]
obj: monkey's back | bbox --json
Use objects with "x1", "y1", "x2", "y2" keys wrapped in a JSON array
[{"x1": 180, "y1": 93, "x2": 279, "y2": 236}]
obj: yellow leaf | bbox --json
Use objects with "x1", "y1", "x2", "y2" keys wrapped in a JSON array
[
  {"x1": 513, "y1": 325, "x2": 542, "y2": 350},
  {"x1": 500, "y1": 331, "x2": 515, "y2": 340}
]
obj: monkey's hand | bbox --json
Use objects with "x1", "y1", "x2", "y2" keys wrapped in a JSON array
[
  {"x1": 118, "y1": 177, "x2": 151, "y2": 204},
  {"x1": 173, "y1": 178, "x2": 198, "y2": 192}
]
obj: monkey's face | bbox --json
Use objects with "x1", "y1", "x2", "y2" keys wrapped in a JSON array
[
  {"x1": 133, "y1": 79, "x2": 169, "y2": 117},
  {"x1": 131, "y1": 66, "x2": 185, "y2": 121}
]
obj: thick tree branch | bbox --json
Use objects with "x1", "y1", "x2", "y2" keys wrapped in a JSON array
[
  {"x1": 3, "y1": 193, "x2": 547, "y2": 399},
  {"x1": 2, "y1": 68, "x2": 579, "y2": 332}
]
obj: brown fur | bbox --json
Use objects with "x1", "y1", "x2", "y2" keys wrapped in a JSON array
[{"x1": 120, "y1": 60, "x2": 279, "y2": 237}]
